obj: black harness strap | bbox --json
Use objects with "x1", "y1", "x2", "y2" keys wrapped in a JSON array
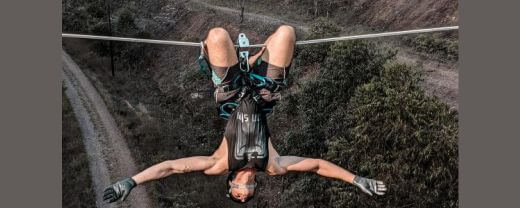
[{"x1": 198, "y1": 33, "x2": 284, "y2": 119}]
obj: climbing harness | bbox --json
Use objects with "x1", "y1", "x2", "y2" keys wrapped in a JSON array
[{"x1": 201, "y1": 33, "x2": 283, "y2": 119}]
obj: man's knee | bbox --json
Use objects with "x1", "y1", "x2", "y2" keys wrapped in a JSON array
[
  {"x1": 206, "y1": 27, "x2": 231, "y2": 44},
  {"x1": 276, "y1": 25, "x2": 296, "y2": 38}
]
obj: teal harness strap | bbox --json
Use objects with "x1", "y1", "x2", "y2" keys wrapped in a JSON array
[
  {"x1": 219, "y1": 102, "x2": 239, "y2": 119},
  {"x1": 211, "y1": 70, "x2": 223, "y2": 85},
  {"x1": 197, "y1": 41, "x2": 212, "y2": 79},
  {"x1": 196, "y1": 34, "x2": 284, "y2": 120}
]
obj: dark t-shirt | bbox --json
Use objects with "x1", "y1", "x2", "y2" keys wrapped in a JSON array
[{"x1": 224, "y1": 94, "x2": 270, "y2": 171}]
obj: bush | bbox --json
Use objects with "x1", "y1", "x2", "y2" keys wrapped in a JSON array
[
  {"x1": 276, "y1": 40, "x2": 398, "y2": 208},
  {"x1": 117, "y1": 7, "x2": 138, "y2": 35},
  {"x1": 86, "y1": 2, "x2": 106, "y2": 19},
  {"x1": 62, "y1": 0, "x2": 106, "y2": 33},
  {"x1": 89, "y1": 22, "x2": 112, "y2": 56},
  {"x1": 118, "y1": 31, "x2": 155, "y2": 68},
  {"x1": 326, "y1": 63, "x2": 459, "y2": 207},
  {"x1": 295, "y1": 17, "x2": 341, "y2": 66},
  {"x1": 406, "y1": 34, "x2": 459, "y2": 61},
  {"x1": 279, "y1": 40, "x2": 395, "y2": 157},
  {"x1": 62, "y1": 6, "x2": 90, "y2": 33}
]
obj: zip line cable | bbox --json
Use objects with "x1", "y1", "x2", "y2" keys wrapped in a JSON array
[
  {"x1": 62, "y1": 26, "x2": 458, "y2": 48},
  {"x1": 290, "y1": 26, "x2": 457, "y2": 46},
  {"x1": 61, "y1": 33, "x2": 202, "y2": 47}
]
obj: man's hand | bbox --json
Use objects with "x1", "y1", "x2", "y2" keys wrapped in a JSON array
[
  {"x1": 353, "y1": 176, "x2": 387, "y2": 196},
  {"x1": 103, "y1": 178, "x2": 137, "y2": 203}
]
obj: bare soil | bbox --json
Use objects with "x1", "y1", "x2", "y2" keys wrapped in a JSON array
[
  {"x1": 396, "y1": 47, "x2": 459, "y2": 110},
  {"x1": 188, "y1": 0, "x2": 459, "y2": 109},
  {"x1": 62, "y1": 51, "x2": 155, "y2": 208},
  {"x1": 351, "y1": 0, "x2": 458, "y2": 30}
]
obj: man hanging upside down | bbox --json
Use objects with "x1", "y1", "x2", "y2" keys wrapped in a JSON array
[{"x1": 103, "y1": 25, "x2": 387, "y2": 204}]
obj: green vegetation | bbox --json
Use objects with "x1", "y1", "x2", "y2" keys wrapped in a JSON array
[
  {"x1": 295, "y1": 18, "x2": 341, "y2": 66},
  {"x1": 63, "y1": 1, "x2": 458, "y2": 207},
  {"x1": 405, "y1": 33, "x2": 459, "y2": 61},
  {"x1": 276, "y1": 22, "x2": 458, "y2": 207},
  {"x1": 62, "y1": 0, "x2": 105, "y2": 33},
  {"x1": 204, "y1": 0, "x2": 353, "y2": 22},
  {"x1": 326, "y1": 63, "x2": 458, "y2": 207}
]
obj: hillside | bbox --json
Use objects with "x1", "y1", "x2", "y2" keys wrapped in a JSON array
[
  {"x1": 202, "y1": 0, "x2": 458, "y2": 30},
  {"x1": 62, "y1": 0, "x2": 459, "y2": 207}
]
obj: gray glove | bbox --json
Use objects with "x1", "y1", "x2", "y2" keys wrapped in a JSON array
[
  {"x1": 353, "y1": 176, "x2": 387, "y2": 196},
  {"x1": 103, "y1": 178, "x2": 137, "y2": 203}
]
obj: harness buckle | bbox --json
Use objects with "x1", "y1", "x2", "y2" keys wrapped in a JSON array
[{"x1": 237, "y1": 33, "x2": 250, "y2": 72}]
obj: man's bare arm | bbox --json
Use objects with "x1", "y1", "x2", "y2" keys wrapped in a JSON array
[
  {"x1": 132, "y1": 137, "x2": 229, "y2": 185},
  {"x1": 269, "y1": 156, "x2": 387, "y2": 196},
  {"x1": 104, "y1": 156, "x2": 227, "y2": 203},
  {"x1": 272, "y1": 156, "x2": 355, "y2": 183},
  {"x1": 104, "y1": 136, "x2": 230, "y2": 203},
  {"x1": 132, "y1": 156, "x2": 226, "y2": 185}
]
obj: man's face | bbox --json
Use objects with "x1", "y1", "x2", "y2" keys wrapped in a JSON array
[{"x1": 230, "y1": 181, "x2": 256, "y2": 202}]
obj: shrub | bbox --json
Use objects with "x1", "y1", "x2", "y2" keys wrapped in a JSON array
[
  {"x1": 295, "y1": 17, "x2": 341, "y2": 66},
  {"x1": 86, "y1": 2, "x2": 106, "y2": 19},
  {"x1": 279, "y1": 40, "x2": 395, "y2": 157},
  {"x1": 118, "y1": 31, "x2": 155, "y2": 68},
  {"x1": 326, "y1": 63, "x2": 459, "y2": 207},
  {"x1": 89, "y1": 22, "x2": 112, "y2": 56},
  {"x1": 63, "y1": 0, "x2": 106, "y2": 33},
  {"x1": 406, "y1": 34, "x2": 459, "y2": 61},
  {"x1": 62, "y1": 6, "x2": 90, "y2": 33},
  {"x1": 117, "y1": 7, "x2": 138, "y2": 35}
]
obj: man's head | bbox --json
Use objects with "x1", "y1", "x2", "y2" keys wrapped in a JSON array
[{"x1": 226, "y1": 169, "x2": 257, "y2": 203}]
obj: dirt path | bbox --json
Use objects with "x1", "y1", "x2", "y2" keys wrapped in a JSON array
[
  {"x1": 187, "y1": 0, "x2": 458, "y2": 109},
  {"x1": 396, "y1": 48, "x2": 459, "y2": 110},
  {"x1": 188, "y1": 0, "x2": 310, "y2": 33},
  {"x1": 62, "y1": 51, "x2": 154, "y2": 208}
]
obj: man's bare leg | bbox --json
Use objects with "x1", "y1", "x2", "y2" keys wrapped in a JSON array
[
  {"x1": 204, "y1": 27, "x2": 238, "y2": 67},
  {"x1": 250, "y1": 25, "x2": 296, "y2": 67}
]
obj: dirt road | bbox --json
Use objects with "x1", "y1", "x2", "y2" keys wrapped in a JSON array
[
  {"x1": 396, "y1": 48, "x2": 459, "y2": 110},
  {"x1": 187, "y1": 0, "x2": 458, "y2": 109},
  {"x1": 188, "y1": 0, "x2": 309, "y2": 33},
  {"x1": 62, "y1": 51, "x2": 154, "y2": 208}
]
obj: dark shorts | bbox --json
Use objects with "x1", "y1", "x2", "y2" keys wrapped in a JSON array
[{"x1": 207, "y1": 49, "x2": 291, "y2": 104}]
